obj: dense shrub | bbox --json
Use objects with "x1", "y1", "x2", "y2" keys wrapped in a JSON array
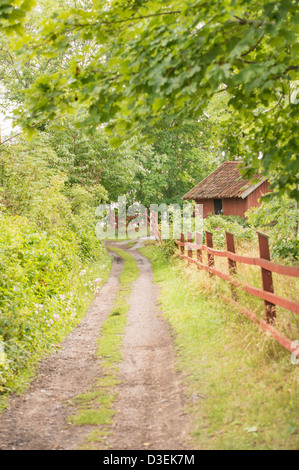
[
  {"x1": 0, "y1": 140, "x2": 109, "y2": 392},
  {"x1": 203, "y1": 215, "x2": 255, "y2": 248},
  {"x1": 246, "y1": 195, "x2": 298, "y2": 262}
]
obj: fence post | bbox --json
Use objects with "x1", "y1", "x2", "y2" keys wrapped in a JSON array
[
  {"x1": 150, "y1": 211, "x2": 155, "y2": 238},
  {"x1": 145, "y1": 208, "x2": 148, "y2": 237},
  {"x1": 225, "y1": 231, "x2": 237, "y2": 300},
  {"x1": 195, "y1": 231, "x2": 202, "y2": 266},
  {"x1": 257, "y1": 231, "x2": 276, "y2": 323},
  {"x1": 187, "y1": 231, "x2": 193, "y2": 263},
  {"x1": 151, "y1": 211, "x2": 158, "y2": 241},
  {"x1": 205, "y1": 231, "x2": 214, "y2": 276},
  {"x1": 109, "y1": 206, "x2": 115, "y2": 233},
  {"x1": 180, "y1": 233, "x2": 185, "y2": 256}
]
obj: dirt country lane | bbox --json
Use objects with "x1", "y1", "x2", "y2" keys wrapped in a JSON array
[{"x1": 0, "y1": 243, "x2": 191, "y2": 450}]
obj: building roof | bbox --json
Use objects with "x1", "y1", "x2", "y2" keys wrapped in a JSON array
[{"x1": 183, "y1": 161, "x2": 266, "y2": 200}]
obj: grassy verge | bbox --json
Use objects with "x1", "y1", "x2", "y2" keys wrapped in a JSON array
[
  {"x1": 139, "y1": 243, "x2": 299, "y2": 450},
  {"x1": 0, "y1": 251, "x2": 112, "y2": 412},
  {"x1": 68, "y1": 245, "x2": 139, "y2": 449}
]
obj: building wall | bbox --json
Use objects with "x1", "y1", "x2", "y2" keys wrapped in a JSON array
[
  {"x1": 223, "y1": 198, "x2": 247, "y2": 217},
  {"x1": 246, "y1": 180, "x2": 270, "y2": 211},
  {"x1": 194, "y1": 182, "x2": 270, "y2": 218},
  {"x1": 194, "y1": 198, "x2": 214, "y2": 218}
]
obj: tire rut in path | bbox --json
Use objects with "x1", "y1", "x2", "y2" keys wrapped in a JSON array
[
  {"x1": 105, "y1": 244, "x2": 191, "y2": 450},
  {"x1": 0, "y1": 253, "x2": 123, "y2": 450}
]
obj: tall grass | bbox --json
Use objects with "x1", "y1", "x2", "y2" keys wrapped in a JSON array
[
  {"x1": 187, "y1": 238, "x2": 299, "y2": 344},
  {"x1": 140, "y1": 243, "x2": 299, "y2": 450}
]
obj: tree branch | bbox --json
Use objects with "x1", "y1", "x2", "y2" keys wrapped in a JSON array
[
  {"x1": 75, "y1": 10, "x2": 181, "y2": 28},
  {"x1": 0, "y1": 132, "x2": 23, "y2": 146},
  {"x1": 233, "y1": 16, "x2": 263, "y2": 27},
  {"x1": 241, "y1": 34, "x2": 265, "y2": 57},
  {"x1": 269, "y1": 94, "x2": 284, "y2": 112}
]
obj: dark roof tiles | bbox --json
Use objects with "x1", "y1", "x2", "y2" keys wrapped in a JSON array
[{"x1": 183, "y1": 161, "x2": 264, "y2": 200}]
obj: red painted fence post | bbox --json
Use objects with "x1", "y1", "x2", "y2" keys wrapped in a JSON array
[
  {"x1": 257, "y1": 231, "x2": 276, "y2": 323},
  {"x1": 205, "y1": 231, "x2": 214, "y2": 276},
  {"x1": 150, "y1": 211, "x2": 156, "y2": 239},
  {"x1": 187, "y1": 231, "x2": 192, "y2": 263},
  {"x1": 195, "y1": 231, "x2": 202, "y2": 266},
  {"x1": 145, "y1": 209, "x2": 148, "y2": 237},
  {"x1": 109, "y1": 206, "x2": 115, "y2": 232},
  {"x1": 180, "y1": 233, "x2": 185, "y2": 256},
  {"x1": 225, "y1": 231, "x2": 237, "y2": 300}
]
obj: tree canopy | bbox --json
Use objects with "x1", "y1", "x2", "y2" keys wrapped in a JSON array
[{"x1": 1, "y1": 0, "x2": 298, "y2": 199}]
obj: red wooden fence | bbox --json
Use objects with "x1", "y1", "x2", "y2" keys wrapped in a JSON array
[
  {"x1": 116, "y1": 210, "x2": 150, "y2": 234},
  {"x1": 175, "y1": 230, "x2": 299, "y2": 358},
  {"x1": 114, "y1": 209, "x2": 162, "y2": 242},
  {"x1": 151, "y1": 211, "x2": 162, "y2": 245}
]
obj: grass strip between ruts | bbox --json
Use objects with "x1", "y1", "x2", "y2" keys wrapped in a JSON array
[{"x1": 67, "y1": 245, "x2": 139, "y2": 449}]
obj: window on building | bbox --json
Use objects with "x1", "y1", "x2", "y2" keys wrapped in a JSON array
[{"x1": 214, "y1": 199, "x2": 223, "y2": 215}]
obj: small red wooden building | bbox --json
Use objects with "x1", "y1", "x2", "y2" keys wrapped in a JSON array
[{"x1": 182, "y1": 161, "x2": 269, "y2": 218}]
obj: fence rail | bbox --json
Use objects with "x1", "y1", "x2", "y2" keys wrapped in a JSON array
[
  {"x1": 115, "y1": 210, "x2": 150, "y2": 234},
  {"x1": 112, "y1": 210, "x2": 163, "y2": 243},
  {"x1": 175, "y1": 230, "x2": 299, "y2": 358}
]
